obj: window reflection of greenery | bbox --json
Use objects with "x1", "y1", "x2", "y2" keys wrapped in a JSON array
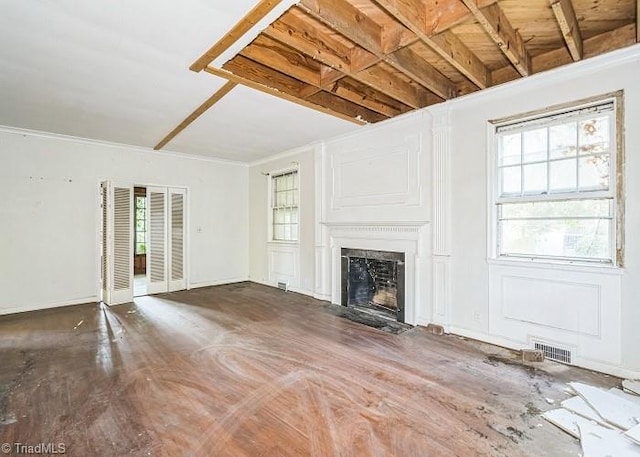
[
  {"x1": 496, "y1": 107, "x2": 615, "y2": 262},
  {"x1": 135, "y1": 196, "x2": 146, "y2": 255}
]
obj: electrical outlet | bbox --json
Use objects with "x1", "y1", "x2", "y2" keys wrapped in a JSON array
[{"x1": 472, "y1": 311, "x2": 482, "y2": 323}]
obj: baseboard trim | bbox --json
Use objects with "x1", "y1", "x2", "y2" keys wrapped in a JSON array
[
  {"x1": 249, "y1": 279, "x2": 274, "y2": 288},
  {"x1": 0, "y1": 296, "x2": 99, "y2": 316},
  {"x1": 287, "y1": 286, "x2": 315, "y2": 297},
  {"x1": 249, "y1": 279, "x2": 316, "y2": 299},
  {"x1": 188, "y1": 277, "x2": 249, "y2": 289},
  {"x1": 447, "y1": 326, "x2": 640, "y2": 380}
]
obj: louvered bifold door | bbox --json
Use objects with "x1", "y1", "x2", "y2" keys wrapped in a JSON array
[
  {"x1": 101, "y1": 181, "x2": 134, "y2": 306},
  {"x1": 146, "y1": 187, "x2": 168, "y2": 295},
  {"x1": 168, "y1": 188, "x2": 187, "y2": 292}
]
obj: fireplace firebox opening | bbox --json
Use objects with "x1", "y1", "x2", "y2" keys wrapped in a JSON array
[{"x1": 341, "y1": 248, "x2": 405, "y2": 323}]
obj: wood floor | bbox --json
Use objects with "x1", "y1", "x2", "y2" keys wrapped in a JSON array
[{"x1": 0, "y1": 282, "x2": 619, "y2": 456}]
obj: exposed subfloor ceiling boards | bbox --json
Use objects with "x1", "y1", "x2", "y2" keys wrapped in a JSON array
[{"x1": 155, "y1": 0, "x2": 639, "y2": 150}]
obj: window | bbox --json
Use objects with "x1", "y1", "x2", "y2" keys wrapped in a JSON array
[
  {"x1": 135, "y1": 195, "x2": 146, "y2": 254},
  {"x1": 271, "y1": 170, "x2": 299, "y2": 242},
  {"x1": 492, "y1": 95, "x2": 623, "y2": 264}
]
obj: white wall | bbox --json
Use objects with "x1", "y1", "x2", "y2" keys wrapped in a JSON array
[
  {"x1": 321, "y1": 113, "x2": 431, "y2": 224},
  {"x1": 0, "y1": 129, "x2": 249, "y2": 315},
  {"x1": 248, "y1": 147, "x2": 316, "y2": 295}
]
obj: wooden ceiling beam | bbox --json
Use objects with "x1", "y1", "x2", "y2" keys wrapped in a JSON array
[
  {"x1": 424, "y1": 0, "x2": 474, "y2": 35},
  {"x1": 223, "y1": 55, "x2": 309, "y2": 96},
  {"x1": 428, "y1": 30, "x2": 490, "y2": 89},
  {"x1": 304, "y1": 91, "x2": 388, "y2": 122},
  {"x1": 386, "y1": 0, "x2": 500, "y2": 36},
  {"x1": 355, "y1": 65, "x2": 439, "y2": 108},
  {"x1": 264, "y1": 9, "x2": 354, "y2": 73},
  {"x1": 320, "y1": 66, "x2": 346, "y2": 86},
  {"x1": 298, "y1": 0, "x2": 450, "y2": 102},
  {"x1": 190, "y1": 0, "x2": 284, "y2": 72},
  {"x1": 299, "y1": 0, "x2": 384, "y2": 54},
  {"x1": 263, "y1": 8, "x2": 425, "y2": 112},
  {"x1": 208, "y1": 62, "x2": 367, "y2": 125},
  {"x1": 154, "y1": 81, "x2": 237, "y2": 150},
  {"x1": 381, "y1": 22, "x2": 420, "y2": 55},
  {"x1": 240, "y1": 35, "x2": 323, "y2": 86},
  {"x1": 326, "y1": 78, "x2": 413, "y2": 117},
  {"x1": 224, "y1": 54, "x2": 386, "y2": 123},
  {"x1": 533, "y1": 22, "x2": 636, "y2": 73},
  {"x1": 241, "y1": 35, "x2": 400, "y2": 118},
  {"x1": 492, "y1": 23, "x2": 636, "y2": 85},
  {"x1": 461, "y1": 0, "x2": 531, "y2": 76},
  {"x1": 550, "y1": 0, "x2": 583, "y2": 61},
  {"x1": 350, "y1": 47, "x2": 381, "y2": 73},
  {"x1": 387, "y1": 47, "x2": 456, "y2": 99},
  {"x1": 265, "y1": 9, "x2": 378, "y2": 78},
  {"x1": 371, "y1": 0, "x2": 491, "y2": 89}
]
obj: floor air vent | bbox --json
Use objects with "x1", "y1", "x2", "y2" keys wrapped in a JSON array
[
  {"x1": 533, "y1": 341, "x2": 572, "y2": 364},
  {"x1": 277, "y1": 282, "x2": 288, "y2": 291}
]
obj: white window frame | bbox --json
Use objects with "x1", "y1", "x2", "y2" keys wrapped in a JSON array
[
  {"x1": 487, "y1": 92, "x2": 624, "y2": 267},
  {"x1": 268, "y1": 167, "x2": 300, "y2": 244}
]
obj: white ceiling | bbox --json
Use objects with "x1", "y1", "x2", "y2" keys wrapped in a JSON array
[{"x1": 0, "y1": 0, "x2": 360, "y2": 163}]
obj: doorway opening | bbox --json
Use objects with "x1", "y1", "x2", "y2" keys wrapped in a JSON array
[
  {"x1": 133, "y1": 186, "x2": 147, "y2": 297},
  {"x1": 100, "y1": 182, "x2": 187, "y2": 306}
]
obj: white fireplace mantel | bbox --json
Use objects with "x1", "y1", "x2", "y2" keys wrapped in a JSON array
[{"x1": 322, "y1": 221, "x2": 432, "y2": 326}]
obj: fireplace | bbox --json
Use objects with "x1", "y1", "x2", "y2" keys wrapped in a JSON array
[{"x1": 341, "y1": 248, "x2": 405, "y2": 323}]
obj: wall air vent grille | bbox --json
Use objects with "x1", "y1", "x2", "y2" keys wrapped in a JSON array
[{"x1": 533, "y1": 341, "x2": 572, "y2": 364}]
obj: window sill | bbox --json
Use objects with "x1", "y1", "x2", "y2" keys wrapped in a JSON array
[
  {"x1": 267, "y1": 240, "x2": 300, "y2": 247},
  {"x1": 487, "y1": 257, "x2": 625, "y2": 275}
]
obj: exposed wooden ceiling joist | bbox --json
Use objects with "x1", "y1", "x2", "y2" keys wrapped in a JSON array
[
  {"x1": 491, "y1": 22, "x2": 637, "y2": 86},
  {"x1": 460, "y1": 0, "x2": 531, "y2": 76},
  {"x1": 297, "y1": 0, "x2": 446, "y2": 104},
  {"x1": 208, "y1": 60, "x2": 368, "y2": 124},
  {"x1": 264, "y1": 8, "x2": 354, "y2": 73},
  {"x1": 372, "y1": 0, "x2": 491, "y2": 89},
  {"x1": 550, "y1": 0, "x2": 583, "y2": 61},
  {"x1": 326, "y1": 78, "x2": 412, "y2": 117},
  {"x1": 261, "y1": 9, "x2": 410, "y2": 113},
  {"x1": 298, "y1": 0, "x2": 385, "y2": 54},
  {"x1": 426, "y1": 30, "x2": 491, "y2": 89},
  {"x1": 387, "y1": 47, "x2": 456, "y2": 99},
  {"x1": 255, "y1": 54, "x2": 394, "y2": 123},
  {"x1": 161, "y1": 0, "x2": 638, "y2": 147},
  {"x1": 242, "y1": 35, "x2": 324, "y2": 87}
]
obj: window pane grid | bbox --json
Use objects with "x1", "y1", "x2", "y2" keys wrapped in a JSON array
[
  {"x1": 134, "y1": 195, "x2": 146, "y2": 255},
  {"x1": 494, "y1": 99, "x2": 617, "y2": 264},
  {"x1": 271, "y1": 170, "x2": 299, "y2": 242},
  {"x1": 498, "y1": 107, "x2": 613, "y2": 199}
]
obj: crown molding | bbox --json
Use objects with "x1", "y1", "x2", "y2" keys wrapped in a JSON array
[{"x1": 0, "y1": 125, "x2": 247, "y2": 166}]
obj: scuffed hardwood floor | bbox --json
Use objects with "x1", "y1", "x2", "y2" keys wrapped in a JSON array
[{"x1": 0, "y1": 282, "x2": 618, "y2": 456}]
